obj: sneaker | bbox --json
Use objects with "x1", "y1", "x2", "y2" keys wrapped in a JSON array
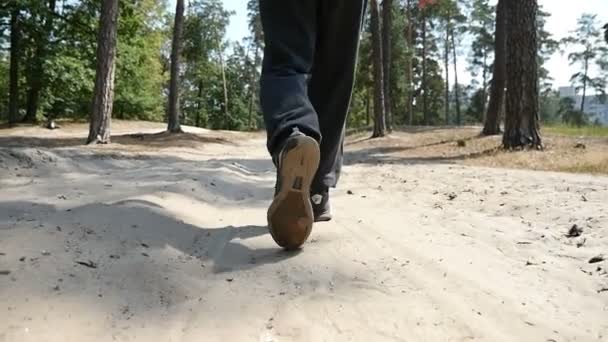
[
  {"x1": 311, "y1": 189, "x2": 332, "y2": 222},
  {"x1": 267, "y1": 128, "x2": 320, "y2": 250}
]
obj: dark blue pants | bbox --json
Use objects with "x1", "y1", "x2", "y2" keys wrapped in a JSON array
[{"x1": 260, "y1": 0, "x2": 367, "y2": 191}]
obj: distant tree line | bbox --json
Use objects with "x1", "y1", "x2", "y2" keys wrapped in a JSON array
[{"x1": 1, "y1": 0, "x2": 607, "y2": 149}]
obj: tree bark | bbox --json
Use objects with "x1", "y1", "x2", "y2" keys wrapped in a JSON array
[
  {"x1": 196, "y1": 79, "x2": 203, "y2": 127},
  {"x1": 483, "y1": 0, "x2": 506, "y2": 135},
  {"x1": 382, "y1": 0, "x2": 393, "y2": 132},
  {"x1": 450, "y1": 24, "x2": 461, "y2": 125},
  {"x1": 9, "y1": 8, "x2": 21, "y2": 126},
  {"x1": 481, "y1": 50, "x2": 488, "y2": 116},
  {"x1": 422, "y1": 12, "x2": 429, "y2": 126},
  {"x1": 167, "y1": 0, "x2": 185, "y2": 133},
  {"x1": 371, "y1": 0, "x2": 386, "y2": 138},
  {"x1": 405, "y1": 0, "x2": 414, "y2": 126},
  {"x1": 248, "y1": 45, "x2": 259, "y2": 130},
  {"x1": 444, "y1": 10, "x2": 450, "y2": 125},
  {"x1": 503, "y1": 0, "x2": 542, "y2": 149},
  {"x1": 481, "y1": 50, "x2": 488, "y2": 120},
  {"x1": 366, "y1": 87, "x2": 371, "y2": 126},
  {"x1": 23, "y1": 0, "x2": 57, "y2": 124},
  {"x1": 218, "y1": 38, "x2": 229, "y2": 125},
  {"x1": 87, "y1": 0, "x2": 119, "y2": 144},
  {"x1": 580, "y1": 56, "x2": 588, "y2": 113}
]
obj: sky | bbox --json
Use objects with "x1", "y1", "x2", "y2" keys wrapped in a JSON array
[
  {"x1": 518, "y1": 0, "x2": 607, "y2": 89},
  {"x1": 173, "y1": 0, "x2": 608, "y2": 90}
]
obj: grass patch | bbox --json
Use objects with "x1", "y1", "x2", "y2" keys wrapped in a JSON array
[
  {"x1": 544, "y1": 124, "x2": 608, "y2": 137},
  {"x1": 556, "y1": 159, "x2": 608, "y2": 175}
]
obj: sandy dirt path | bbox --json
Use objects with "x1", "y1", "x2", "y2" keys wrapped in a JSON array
[{"x1": 1, "y1": 126, "x2": 607, "y2": 341}]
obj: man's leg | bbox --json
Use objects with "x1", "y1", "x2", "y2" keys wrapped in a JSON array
[
  {"x1": 309, "y1": 0, "x2": 367, "y2": 219},
  {"x1": 259, "y1": 0, "x2": 320, "y2": 157},
  {"x1": 260, "y1": 0, "x2": 321, "y2": 250}
]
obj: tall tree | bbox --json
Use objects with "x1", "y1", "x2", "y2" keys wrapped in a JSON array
[
  {"x1": 450, "y1": 11, "x2": 462, "y2": 125},
  {"x1": 414, "y1": 0, "x2": 443, "y2": 126},
  {"x1": 114, "y1": 0, "x2": 167, "y2": 121},
  {"x1": 421, "y1": 9, "x2": 429, "y2": 125},
  {"x1": 218, "y1": 37, "x2": 229, "y2": 121},
  {"x1": 23, "y1": 0, "x2": 56, "y2": 123},
  {"x1": 438, "y1": 1, "x2": 451, "y2": 125},
  {"x1": 437, "y1": 0, "x2": 460, "y2": 125},
  {"x1": 371, "y1": 0, "x2": 386, "y2": 137},
  {"x1": 562, "y1": 14, "x2": 608, "y2": 113},
  {"x1": 482, "y1": 0, "x2": 506, "y2": 135},
  {"x1": 404, "y1": 0, "x2": 415, "y2": 125},
  {"x1": 182, "y1": 0, "x2": 232, "y2": 129},
  {"x1": 503, "y1": 0, "x2": 542, "y2": 149},
  {"x1": 167, "y1": 0, "x2": 185, "y2": 133},
  {"x1": 8, "y1": 5, "x2": 21, "y2": 126},
  {"x1": 87, "y1": 0, "x2": 119, "y2": 144},
  {"x1": 467, "y1": 0, "x2": 493, "y2": 118},
  {"x1": 382, "y1": 0, "x2": 393, "y2": 131},
  {"x1": 246, "y1": 0, "x2": 263, "y2": 129}
]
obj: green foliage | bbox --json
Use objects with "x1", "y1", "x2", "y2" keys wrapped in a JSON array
[
  {"x1": 181, "y1": 0, "x2": 233, "y2": 129},
  {"x1": 114, "y1": 0, "x2": 167, "y2": 121},
  {"x1": 246, "y1": 0, "x2": 263, "y2": 46},
  {"x1": 466, "y1": 0, "x2": 493, "y2": 92},
  {"x1": 349, "y1": 21, "x2": 373, "y2": 129},
  {"x1": 539, "y1": 90, "x2": 561, "y2": 124},
  {"x1": 42, "y1": 54, "x2": 95, "y2": 120},
  {"x1": 538, "y1": 7, "x2": 560, "y2": 93},
  {"x1": 558, "y1": 97, "x2": 588, "y2": 127},
  {"x1": 414, "y1": 56, "x2": 445, "y2": 124},
  {"x1": 561, "y1": 14, "x2": 608, "y2": 108},
  {"x1": 388, "y1": 3, "x2": 410, "y2": 125},
  {"x1": 0, "y1": 0, "x2": 579, "y2": 132},
  {"x1": 0, "y1": 57, "x2": 8, "y2": 120},
  {"x1": 351, "y1": 1, "x2": 448, "y2": 127},
  {"x1": 0, "y1": 0, "x2": 169, "y2": 123},
  {"x1": 465, "y1": 87, "x2": 485, "y2": 123}
]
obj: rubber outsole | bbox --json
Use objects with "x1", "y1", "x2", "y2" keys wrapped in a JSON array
[{"x1": 267, "y1": 135, "x2": 320, "y2": 250}]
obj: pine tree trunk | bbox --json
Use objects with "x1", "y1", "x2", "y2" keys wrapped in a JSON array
[
  {"x1": 503, "y1": 0, "x2": 542, "y2": 149},
  {"x1": 366, "y1": 87, "x2": 371, "y2": 126},
  {"x1": 218, "y1": 39, "x2": 229, "y2": 125},
  {"x1": 483, "y1": 0, "x2": 506, "y2": 136},
  {"x1": 405, "y1": 0, "x2": 414, "y2": 126},
  {"x1": 248, "y1": 45, "x2": 259, "y2": 130},
  {"x1": 444, "y1": 11, "x2": 450, "y2": 125},
  {"x1": 371, "y1": 0, "x2": 386, "y2": 138},
  {"x1": 167, "y1": 0, "x2": 185, "y2": 133},
  {"x1": 23, "y1": 0, "x2": 56, "y2": 124},
  {"x1": 8, "y1": 8, "x2": 21, "y2": 126},
  {"x1": 87, "y1": 0, "x2": 118, "y2": 144},
  {"x1": 422, "y1": 13, "x2": 429, "y2": 126},
  {"x1": 580, "y1": 57, "x2": 588, "y2": 113},
  {"x1": 382, "y1": 0, "x2": 393, "y2": 132},
  {"x1": 481, "y1": 51, "x2": 488, "y2": 115},
  {"x1": 196, "y1": 79, "x2": 203, "y2": 127},
  {"x1": 450, "y1": 26, "x2": 461, "y2": 125}
]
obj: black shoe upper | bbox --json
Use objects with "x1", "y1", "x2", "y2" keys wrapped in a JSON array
[{"x1": 311, "y1": 188, "x2": 331, "y2": 222}]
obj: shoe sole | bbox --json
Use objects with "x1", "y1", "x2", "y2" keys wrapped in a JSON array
[
  {"x1": 314, "y1": 214, "x2": 332, "y2": 223},
  {"x1": 267, "y1": 135, "x2": 320, "y2": 250}
]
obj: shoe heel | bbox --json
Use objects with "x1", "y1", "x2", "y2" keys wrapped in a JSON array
[{"x1": 267, "y1": 135, "x2": 320, "y2": 250}]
